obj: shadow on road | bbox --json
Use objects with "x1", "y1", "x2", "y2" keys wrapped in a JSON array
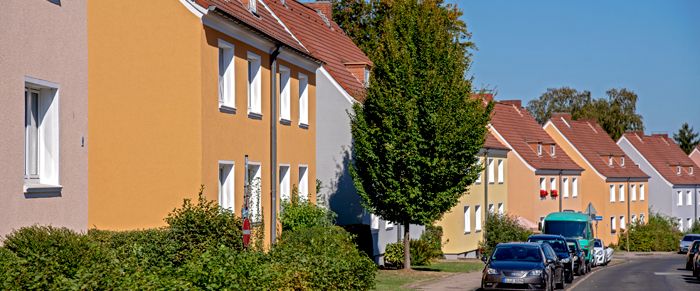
[{"x1": 681, "y1": 274, "x2": 700, "y2": 284}]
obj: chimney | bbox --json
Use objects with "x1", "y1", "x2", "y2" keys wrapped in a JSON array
[
  {"x1": 499, "y1": 100, "x2": 522, "y2": 108},
  {"x1": 305, "y1": 1, "x2": 333, "y2": 19},
  {"x1": 551, "y1": 112, "x2": 572, "y2": 120},
  {"x1": 652, "y1": 132, "x2": 668, "y2": 138}
]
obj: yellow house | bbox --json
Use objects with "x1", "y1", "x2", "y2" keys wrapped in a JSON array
[
  {"x1": 437, "y1": 133, "x2": 510, "y2": 259},
  {"x1": 544, "y1": 114, "x2": 649, "y2": 244},
  {"x1": 88, "y1": 0, "x2": 320, "y2": 244}
]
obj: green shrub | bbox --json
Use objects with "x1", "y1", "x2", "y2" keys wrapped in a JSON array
[
  {"x1": 479, "y1": 213, "x2": 533, "y2": 257},
  {"x1": 272, "y1": 226, "x2": 376, "y2": 290},
  {"x1": 181, "y1": 246, "x2": 277, "y2": 290},
  {"x1": 165, "y1": 186, "x2": 243, "y2": 258},
  {"x1": 280, "y1": 199, "x2": 336, "y2": 232},
  {"x1": 619, "y1": 212, "x2": 682, "y2": 251},
  {"x1": 686, "y1": 221, "x2": 700, "y2": 234},
  {"x1": 383, "y1": 226, "x2": 444, "y2": 268},
  {"x1": 384, "y1": 242, "x2": 405, "y2": 268}
]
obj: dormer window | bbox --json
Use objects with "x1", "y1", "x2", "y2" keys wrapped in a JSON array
[
  {"x1": 249, "y1": 0, "x2": 257, "y2": 14},
  {"x1": 550, "y1": 145, "x2": 555, "y2": 157},
  {"x1": 620, "y1": 157, "x2": 625, "y2": 167},
  {"x1": 537, "y1": 144, "x2": 543, "y2": 156},
  {"x1": 608, "y1": 156, "x2": 613, "y2": 166},
  {"x1": 677, "y1": 166, "x2": 682, "y2": 175},
  {"x1": 364, "y1": 68, "x2": 370, "y2": 88},
  {"x1": 690, "y1": 167, "x2": 694, "y2": 175}
]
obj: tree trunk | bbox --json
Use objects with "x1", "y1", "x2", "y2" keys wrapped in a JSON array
[{"x1": 403, "y1": 222, "x2": 411, "y2": 270}]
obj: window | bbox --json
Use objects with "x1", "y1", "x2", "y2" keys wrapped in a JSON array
[
  {"x1": 632, "y1": 214, "x2": 637, "y2": 223},
  {"x1": 298, "y1": 165, "x2": 309, "y2": 202},
  {"x1": 620, "y1": 216, "x2": 626, "y2": 230},
  {"x1": 610, "y1": 216, "x2": 616, "y2": 232},
  {"x1": 687, "y1": 191, "x2": 693, "y2": 206},
  {"x1": 678, "y1": 191, "x2": 683, "y2": 206},
  {"x1": 563, "y1": 177, "x2": 569, "y2": 198},
  {"x1": 248, "y1": 0, "x2": 257, "y2": 13},
  {"x1": 550, "y1": 145, "x2": 555, "y2": 156},
  {"x1": 247, "y1": 52, "x2": 262, "y2": 115},
  {"x1": 539, "y1": 217, "x2": 545, "y2": 230},
  {"x1": 608, "y1": 156, "x2": 613, "y2": 166},
  {"x1": 497, "y1": 159, "x2": 504, "y2": 183},
  {"x1": 386, "y1": 220, "x2": 394, "y2": 230},
  {"x1": 218, "y1": 162, "x2": 235, "y2": 211},
  {"x1": 639, "y1": 213, "x2": 645, "y2": 223},
  {"x1": 537, "y1": 144, "x2": 543, "y2": 156},
  {"x1": 619, "y1": 184, "x2": 625, "y2": 202},
  {"x1": 475, "y1": 158, "x2": 482, "y2": 184},
  {"x1": 24, "y1": 81, "x2": 60, "y2": 190},
  {"x1": 540, "y1": 177, "x2": 546, "y2": 191},
  {"x1": 690, "y1": 167, "x2": 694, "y2": 175},
  {"x1": 298, "y1": 73, "x2": 309, "y2": 125},
  {"x1": 279, "y1": 165, "x2": 290, "y2": 202},
  {"x1": 488, "y1": 203, "x2": 494, "y2": 214},
  {"x1": 279, "y1": 66, "x2": 291, "y2": 121},
  {"x1": 247, "y1": 163, "x2": 262, "y2": 222},
  {"x1": 487, "y1": 158, "x2": 495, "y2": 183},
  {"x1": 550, "y1": 178, "x2": 557, "y2": 191},
  {"x1": 498, "y1": 203, "x2": 504, "y2": 215},
  {"x1": 688, "y1": 218, "x2": 693, "y2": 229},
  {"x1": 679, "y1": 218, "x2": 684, "y2": 231},
  {"x1": 464, "y1": 206, "x2": 471, "y2": 233},
  {"x1": 620, "y1": 157, "x2": 625, "y2": 167},
  {"x1": 475, "y1": 205, "x2": 482, "y2": 231},
  {"x1": 610, "y1": 185, "x2": 615, "y2": 202},
  {"x1": 677, "y1": 166, "x2": 682, "y2": 175},
  {"x1": 218, "y1": 40, "x2": 235, "y2": 110},
  {"x1": 640, "y1": 184, "x2": 645, "y2": 200},
  {"x1": 370, "y1": 214, "x2": 379, "y2": 230},
  {"x1": 572, "y1": 178, "x2": 578, "y2": 197},
  {"x1": 363, "y1": 68, "x2": 370, "y2": 88},
  {"x1": 631, "y1": 184, "x2": 636, "y2": 201}
]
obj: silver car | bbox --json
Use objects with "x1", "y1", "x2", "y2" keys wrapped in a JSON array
[
  {"x1": 592, "y1": 239, "x2": 613, "y2": 266},
  {"x1": 680, "y1": 234, "x2": 700, "y2": 254}
]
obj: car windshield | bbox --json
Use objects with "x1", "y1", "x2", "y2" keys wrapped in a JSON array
[
  {"x1": 594, "y1": 240, "x2": 603, "y2": 248},
  {"x1": 528, "y1": 238, "x2": 568, "y2": 253},
  {"x1": 682, "y1": 235, "x2": 700, "y2": 242},
  {"x1": 566, "y1": 242, "x2": 578, "y2": 252},
  {"x1": 491, "y1": 246, "x2": 542, "y2": 262},
  {"x1": 544, "y1": 221, "x2": 587, "y2": 238}
]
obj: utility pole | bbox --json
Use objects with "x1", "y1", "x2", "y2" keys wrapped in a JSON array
[
  {"x1": 483, "y1": 150, "x2": 490, "y2": 244},
  {"x1": 626, "y1": 178, "x2": 631, "y2": 252}
]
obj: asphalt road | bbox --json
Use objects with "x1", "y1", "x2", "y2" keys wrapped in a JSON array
[{"x1": 572, "y1": 254, "x2": 700, "y2": 291}]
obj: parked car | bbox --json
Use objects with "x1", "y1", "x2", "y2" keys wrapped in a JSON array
[
  {"x1": 565, "y1": 238, "x2": 587, "y2": 275},
  {"x1": 679, "y1": 234, "x2": 700, "y2": 253},
  {"x1": 528, "y1": 234, "x2": 575, "y2": 283},
  {"x1": 481, "y1": 242, "x2": 558, "y2": 291},
  {"x1": 685, "y1": 240, "x2": 700, "y2": 270},
  {"x1": 693, "y1": 250, "x2": 700, "y2": 279},
  {"x1": 592, "y1": 238, "x2": 613, "y2": 266}
]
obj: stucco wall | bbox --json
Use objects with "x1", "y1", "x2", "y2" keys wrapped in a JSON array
[
  {"x1": 0, "y1": 0, "x2": 88, "y2": 237},
  {"x1": 618, "y1": 138, "x2": 673, "y2": 217}
]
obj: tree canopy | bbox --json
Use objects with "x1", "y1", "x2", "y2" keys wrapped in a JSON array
[
  {"x1": 347, "y1": 0, "x2": 489, "y2": 269},
  {"x1": 527, "y1": 87, "x2": 644, "y2": 140},
  {"x1": 673, "y1": 123, "x2": 699, "y2": 155}
]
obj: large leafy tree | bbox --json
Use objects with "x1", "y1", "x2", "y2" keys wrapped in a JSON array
[
  {"x1": 349, "y1": 0, "x2": 490, "y2": 270},
  {"x1": 673, "y1": 123, "x2": 699, "y2": 155},
  {"x1": 526, "y1": 87, "x2": 644, "y2": 140}
]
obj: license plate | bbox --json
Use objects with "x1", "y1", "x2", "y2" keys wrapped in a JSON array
[{"x1": 503, "y1": 278, "x2": 524, "y2": 284}]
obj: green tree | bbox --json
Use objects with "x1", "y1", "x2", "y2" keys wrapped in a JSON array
[
  {"x1": 350, "y1": 0, "x2": 489, "y2": 270},
  {"x1": 526, "y1": 87, "x2": 644, "y2": 140},
  {"x1": 673, "y1": 123, "x2": 699, "y2": 155}
]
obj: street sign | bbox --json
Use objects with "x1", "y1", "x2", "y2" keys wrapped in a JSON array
[
  {"x1": 242, "y1": 217, "x2": 251, "y2": 247},
  {"x1": 594, "y1": 215, "x2": 603, "y2": 221}
]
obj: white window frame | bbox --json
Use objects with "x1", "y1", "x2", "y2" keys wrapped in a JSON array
[
  {"x1": 488, "y1": 203, "x2": 494, "y2": 214},
  {"x1": 572, "y1": 177, "x2": 578, "y2": 197},
  {"x1": 475, "y1": 158, "x2": 482, "y2": 184},
  {"x1": 688, "y1": 218, "x2": 693, "y2": 229},
  {"x1": 640, "y1": 213, "x2": 645, "y2": 223},
  {"x1": 678, "y1": 190, "x2": 683, "y2": 206},
  {"x1": 619, "y1": 184, "x2": 625, "y2": 202},
  {"x1": 464, "y1": 206, "x2": 471, "y2": 233},
  {"x1": 218, "y1": 161, "x2": 235, "y2": 212},
  {"x1": 540, "y1": 177, "x2": 546, "y2": 191},
  {"x1": 632, "y1": 214, "x2": 636, "y2": 223},
  {"x1": 279, "y1": 164, "x2": 291, "y2": 203},
  {"x1": 620, "y1": 216, "x2": 626, "y2": 230},
  {"x1": 498, "y1": 203, "x2": 504, "y2": 215},
  {"x1": 247, "y1": 52, "x2": 262, "y2": 115},
  {"x1": 563, "y1": 177, "x2": 569, "y2": 198},
  {"x1": 550, "y1": 177, "x2": 557, "y2": 191},
  {"x1": 620, "y1": 157, "x2": 625, "y2": 167},
  {"x1": 537, "y1": 144, "x2": 543, "y2": 156},
  {"x1": 679, "y1": 218, "x2": 684, "y2": 231},
  {"x1": 610, "y1": 185, "x2": 616, "y2": 202},
  {"x1": 640, "y1": 184, "x2": 645, "y2": 200},
  {"x1": 687, "y1": 190, "x2": 693, "y2": 206},
  {"x1": 298, "y1": 73, "x2": 309, "y2": 126},
  {"x1": 497, "y1": 159, "x2": 504, "y2": 184},
  {"x1": 475, "y1": 205, "x2": 482, "y2": 231},
  {"x1": 218, "y1": 40, "x2": 235, "y2": 110},
  {"x1": 550, "y1": 144, "x2": 555, "y2": 156},
  {"x1": 631, "y1": 184, "x2": 636, "y2": 201},
  {"x1": 487, "y1": 158, "x2": 495, "y2": 183},
  {"x1": 24, "y1": 79, "x2": 61, "y2": 192},
  {"x1": 279, "y1": 66, "x2": 291, "y2": 121},
  {"x1": 370, "y1": 214, "x2": 379, "y2": 230},
  {"x1": 247, "y1": 162, "x2": 262, "y2": 223},
  {"x1": 298, "y1": 165, "x2": 309, "y2": 202},
  {"x1": 611, "y1": 216, "x2": 616, "y2": 232},
  {"x1": 385, "y1": 220, "x2": 394, "y2": 230},
  {"x1": 248, "y1": 0, "x2": 257, "y2": 14}
]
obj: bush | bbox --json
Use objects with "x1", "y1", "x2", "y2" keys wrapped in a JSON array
[
  {"x1": 619, "y1": 212, "x2": 682, "y2": 252},
  {"x1": 272, "y1": 226, "x2": 376, "y2": 290},
  {"x1": 279, "y1": 199, "x2": 336, "y2": 232},
  {"x1": 181, "y1": 246, "x2": 277, "y2": 290},
  {"x1": 383, "y1": 225, "x2": 444, "y2": 268},
  {"x1": 479, "y1": 213, "x2": 533, "y2": 256}
]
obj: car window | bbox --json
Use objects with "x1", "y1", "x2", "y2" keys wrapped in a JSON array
[
  {"x1": 692, "y1": 241, "x2": 700, "y2": 252},
  {"x1": 528, "y1": 238, "x2": 568, "y2": 253},
  {"x1": 492, "y1": 246, "x2": 543, "y2": 262},
  {"x1": 542, "y1": 245, "x2": 557, "y2": 261},
  {"x1": 682, "y1": 235, "x2": 700, "y2": 241},
  {"x1": 594, "y1": 240, "x2": 603, "y2": 248}
]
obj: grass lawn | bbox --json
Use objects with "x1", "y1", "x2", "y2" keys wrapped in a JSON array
[{"x1": 375, "y1": 260, "x2": 484, "y2": 290}]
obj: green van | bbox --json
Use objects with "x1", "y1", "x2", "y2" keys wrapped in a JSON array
[{"x1": 541, "y1": 212, "x2": 594, "y2": 272}]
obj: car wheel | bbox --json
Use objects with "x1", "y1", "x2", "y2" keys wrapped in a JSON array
[
  {"x1": 687, "y1": 262, "x2": 692, "y2": 270},
  {"x1": 556, "y1": 271, "x2": 565, "y2": 289},
  {"x1": 565, "y1": 270, "x2": 574, "y2": 283}
]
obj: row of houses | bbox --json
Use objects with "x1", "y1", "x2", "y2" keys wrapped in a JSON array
[{"x1": 2, "y1": 0, "x2": 699, "y2": 264}]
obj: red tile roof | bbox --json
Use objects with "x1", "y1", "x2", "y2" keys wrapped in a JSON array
[
  {"x1": 621, "y1": 132, "x2": 700, "y2": 185},
  {"x1": 548, "y1": 114, "x2": 648, "y2": 180},
  {"x1": 266, "y1": 0, "x2": 372, "y2": 100},
  {"x1": 198, "y1": 0, "x2": 312, "y2": 58},
  {"x1": 490, "y1": 102, "x2": 582, "y2": 172},
  {"x1": 484, "y1": 132, "x2": 509, "y2": 151}
]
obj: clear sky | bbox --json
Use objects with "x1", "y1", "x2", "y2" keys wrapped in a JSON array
[{"x1": 449, "y1": 0, "x2": 700, "y2": 134}]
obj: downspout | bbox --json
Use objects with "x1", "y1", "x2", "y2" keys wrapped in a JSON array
[
  {"x1": 626, "y1": 178, "x2": 631, "y2": 252},
  {"x1": 558, "y1": 170, "x2": 563, "y2": 212},
  {"x1": 483, "y1": 150, "x2": 489, "y2": 247},
  {"x1": 695, "y1": 184, "x2": 698, "y2": 224},
  {"x1": 270, "y1": 45, "x2": 281, "y2": 244}
]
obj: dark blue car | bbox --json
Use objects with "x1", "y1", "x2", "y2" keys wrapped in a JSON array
[{"x1": 528, "y1": 234, "x2": 575, "y2": 283}]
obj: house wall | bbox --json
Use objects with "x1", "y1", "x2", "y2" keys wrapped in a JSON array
[
  {"x1": 437, "y1": 154, "x2": 509, "y2": 258},
  {"x1": 0, "y1": 0, "x2": 88, "y2": 237},
  {"x1": 618, "y1": 138, "x2": 673, "y2": 217},
  {"x1": 544, "y1": 124, "x2": 649, "y2": 244},
  {"x1": 88, "y1": 0, "x2": 204, "y2": 229}
]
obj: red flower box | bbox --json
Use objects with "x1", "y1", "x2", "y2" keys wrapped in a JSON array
[
  {"x1": 539, "y1": 190, "x2": 548, "y2": 197},
  {"x1": 551, "y1": 190, "x2": 559, "y2": 197}
]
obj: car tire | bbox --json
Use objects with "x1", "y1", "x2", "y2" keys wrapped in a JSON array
[
  {"x1": 687, "y1": 262, "x2": 692, "y2": 270},
  {"x1": 565, "y1": 270, "x2": 574, "y2": 283},
  {"x1": 556, "y1": 272, "x2": 565, "y2": 289}
]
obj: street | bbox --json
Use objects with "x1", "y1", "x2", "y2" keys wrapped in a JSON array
[{"x1": 572, "y1": 253, "x2": 700, "y2": 291}]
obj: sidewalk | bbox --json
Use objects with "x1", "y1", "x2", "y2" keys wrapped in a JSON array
[{"x1": 411, "y1": 271, "x2": 482, "y2": 291}]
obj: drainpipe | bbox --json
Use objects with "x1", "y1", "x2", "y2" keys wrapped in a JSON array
[
  {"x1": 483, "y1": 150, "x2": 489, "y2": 246},
  {"x1": 626, "y1": 178, "x2": 631, "y2": 252},
  {"x1": 558, "y1": 170, "x2": 563, "y2": 212},
  {"x1": 270, "y1": 45, "x2": 281, "y2": 244},
  {"x1": 695, "y1": 184, "x2": 698, "y2": 224}
]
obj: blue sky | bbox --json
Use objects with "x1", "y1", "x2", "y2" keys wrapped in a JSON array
[{"x1": 449, "y1": 0, "x2": 700, "y2": 134}]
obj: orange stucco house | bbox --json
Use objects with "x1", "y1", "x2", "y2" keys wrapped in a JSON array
[
  {"x1": 88, "y1": 0, "x2": 320, "y2": 244},
  {"x1": 489, "y1": 101, "x2": 584, "y2": 228},
  {"x1": 544, "y1": 114, "x2": 649, "y2": 244}
]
